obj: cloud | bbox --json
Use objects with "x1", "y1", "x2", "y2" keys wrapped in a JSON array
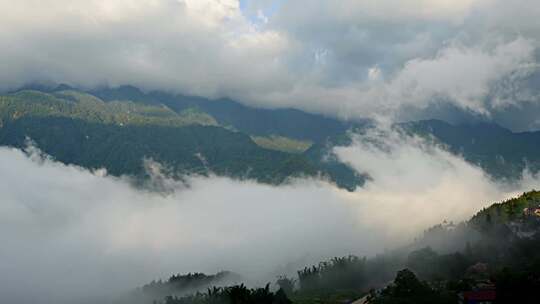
[
  {"x1": 249, "y1": 37, "x2": 537, "y2": 123},
  {"x1": 1, "y1": 127, "x2": 538, "y2": 303},
  {"x1": 0, "y1": 0, "x2": 293, "y2": 99},
  {"x1": 377, "y1": 37, "x2": 537, "y2": 115},
  {"x1": 335, "y1": 127, "x2": 527, "y2": 236},
  {"x1": 1, "y1": 0, "x2": 540, "y2": 126}
]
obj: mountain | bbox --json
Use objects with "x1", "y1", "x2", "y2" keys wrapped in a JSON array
[
  {"x1": 4, "y1": 86, "x2": 540, "y2": 192},
  {"x1": 0, "y1": 88, "x2": 363, "y2": 190},
  {"x1": 402, "y1": 119, "x2": 540, "y2": 180},
  {"x1": 470, "y1": 190, "x2": 540, "y2": 232},
  {"x1": 90, "y1": 85, "x2": 357, "y2": 142}
]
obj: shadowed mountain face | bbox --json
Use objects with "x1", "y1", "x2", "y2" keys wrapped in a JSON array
[
  {"x1": 90, "y1": 85, "x2": 357, "y2": 142},
  {"x1": 402, "y1": 119, "x2": 540, "y2": 180}
]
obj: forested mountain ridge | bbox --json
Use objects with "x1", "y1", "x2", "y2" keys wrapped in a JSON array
[
  {"x1": 5, "y1": 86, "x2": 540, "y2": 192},
  {"x1": 0, "y1": 90, "x2": 218, "y2": 127},
  {"x1": 0, "y1": 88, "x2": 363, "y2": 190},
  {"x1": 89, "y1": 85, "x2": 356, "y2": 142},
  {"x1": 402, "y1": 119, "x2": 540, "y2": 179}
]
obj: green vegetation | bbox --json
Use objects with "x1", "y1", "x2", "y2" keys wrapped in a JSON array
[
  {"x1": 91, "y1": 85, "x2": 355, "y2": 142},
  {"x1": 135, "y1": 271, "x2": 242, "y2": 302},
  {"x1": 368, "y1": 269, "x2": 455, "y2": 304},
  {"x1": 403, "y1": 119, "x2": 540, "y2": 180},
  {"x1": 0, "y1": 116, "x2": 320, "y2": 184},
  {"x1": 0, "y1": 88, "x2": 363, "y2": 190},
  {"x1": 8, "y1": 87, "x2": 540, "y2": 192},
  {"x1": 141, "y1": 272, "x2": 238, "y2": 295},
  {"x1": 471, "y1": 190, "x2": 540, "y2": 226},
  {"x1": 251, "y1": 135, "x2": 312, "y2": 154},
  {"x1": 297, "y1": 256, "x2": 367, "y2": 294},
  {"x1": 0, "y1": 90, "x2": 218, "y2": 127},
  {"x1": 162, "y1": 285, "x2": 291, "y2": 304},
  {"x1": 365, "y1": 191, "x2": 540, "y2": 303}
]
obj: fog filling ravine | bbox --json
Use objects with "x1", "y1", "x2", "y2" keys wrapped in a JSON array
[{"x1": 0, "y1": 128, "x2": 535, "y2": 303}]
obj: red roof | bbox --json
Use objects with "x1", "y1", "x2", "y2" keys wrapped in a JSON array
[{"x1": 462, "y1": 290, "x2": 496, "y2": 300}]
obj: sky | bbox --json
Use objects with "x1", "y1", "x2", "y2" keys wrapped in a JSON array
[{"x1": 1, "y1": 0, "x2": 540, "y2": 129}]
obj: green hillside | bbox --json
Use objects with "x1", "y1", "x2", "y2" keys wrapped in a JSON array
[
  {"x1": 90, "y1": 85, "x2": 356, "y2": 142},
  {"x1": 251, "y1": 135, "x2": 313, "y2": 154},
  {"x1": 6, "y1": 88, "x2": 540, "y2": 192},
  {"x1": 0, "y1": 90, "x2": 218, "y2": 127},
  {"x1": 0, "y1": 89, "x2": 362, "y2": 189},
  {"x1": 470, "y1": 190, "x2": 540, "y2": 228},
  {"x1": 402, "y1": 120, "x2": 540, "y2": 180}
]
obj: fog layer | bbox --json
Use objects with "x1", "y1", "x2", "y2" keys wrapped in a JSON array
[{"x1": 0, "y1": 129, "x2": 537, "y2": 303}]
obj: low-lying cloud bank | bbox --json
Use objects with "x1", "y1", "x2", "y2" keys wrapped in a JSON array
[{"x1": 0, "y1": 128, "x2": 538, "y2": 303}]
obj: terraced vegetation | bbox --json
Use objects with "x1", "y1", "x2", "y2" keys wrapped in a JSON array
[
  {"x1": 0, "y1": 90, "x2": 218, "y2": 127},
  {"x1": 251, "y1": 135, "x2": 313, "y2": 153}
]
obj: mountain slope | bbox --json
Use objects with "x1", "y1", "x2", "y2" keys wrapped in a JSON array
[
  {"x1": 11, "y1": 87, "x2": 540, "y2": 191},
  {"x1": 402, "y1": 119, "x2": 540, "y2": 179},
  {"x1": 0, "y1": 89, "x2": 363, "y2": 189},
  {"x1": 90, "y1": 86, "x2": 356, "y2": 142},
  {"x1": 0, "y1": 90, "x2": 218, "y2": 127}
]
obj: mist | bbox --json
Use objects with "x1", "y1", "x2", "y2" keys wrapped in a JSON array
[{"x1": 0, "y1": 127, "x2": 537, "y2": 304}]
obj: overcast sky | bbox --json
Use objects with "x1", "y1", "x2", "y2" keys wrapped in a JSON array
[{"x1": 1, "y1": 0, "x2": 539, "y2": 126}]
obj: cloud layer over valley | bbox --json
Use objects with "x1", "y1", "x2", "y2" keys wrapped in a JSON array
[{"x1": 1, "y1": 128, "x2": 537, "y2": 303}]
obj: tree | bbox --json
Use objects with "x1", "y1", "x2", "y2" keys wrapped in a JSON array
[
  {"x1": 276, "y1": 276, "x2": 295, "y2": 295},
  {"x1": 370, "y1": 269, "x2": 454, "y2": 304}
]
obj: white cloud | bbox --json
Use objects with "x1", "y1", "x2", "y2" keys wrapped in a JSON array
[
  {"x1": 0, "y1": 0, "x2": 292, "y2": 98},
  {"x1": 1, "y1": 127, "x2": 538, "y2": 303},
  {"x1": 335, "y1": 128, "x2": 523, "y2": 236},
  {"x1": 257, "y1": 37, "x2": 536, "y2": 121},
  {"x1": 383, "y1": 37, "x2": 537, "y2": 114},
  {"x1": 0, "y1": 0, "x2": 540, "y2": 125}
]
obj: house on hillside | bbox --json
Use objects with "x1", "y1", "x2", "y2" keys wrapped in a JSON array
[
  {"x1": 458, "y1": 281, "x2": 496, "y2": 304},
  {"x1": 522, "y1": 205, "x2": 540, "y2": 217},
  {"x1": 458, "y1": 290, "x2": 496, "y2": 304}
]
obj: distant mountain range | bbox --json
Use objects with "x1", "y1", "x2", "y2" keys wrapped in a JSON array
[
  {"x1": 403, "y1": 119, "x2": 540, "y2": 180},
  {"x1": 2, "y1": 85, "x2": 540, "y2": 190}
]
